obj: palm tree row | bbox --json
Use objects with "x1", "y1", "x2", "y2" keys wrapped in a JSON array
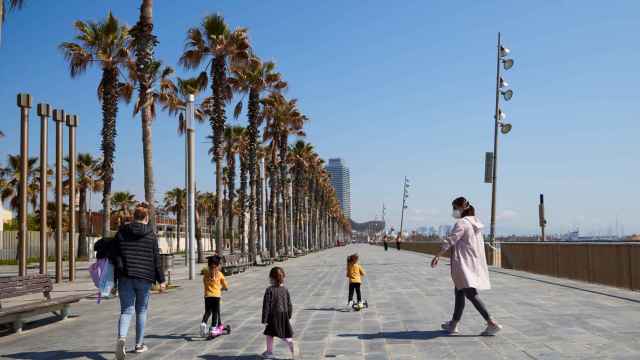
[{"x1": 54, "y1": 8, "x2": 350, "y2": 262}]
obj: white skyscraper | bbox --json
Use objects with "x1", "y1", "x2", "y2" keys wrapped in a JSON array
[{"x1": 326, "y1": 158, "x2": 351, "y2": 219}]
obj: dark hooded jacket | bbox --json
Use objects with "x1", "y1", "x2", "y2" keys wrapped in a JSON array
[{"x1": 113, "y1": 222, "x2": 165, "y2": 284}]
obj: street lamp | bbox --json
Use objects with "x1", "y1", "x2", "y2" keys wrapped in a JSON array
[
  {"x1": 488, "y1": 32, "x2": 515, "y2": 245},
  {"x1": 398, "y1": 177, "x2": 410, "y2": 238}
]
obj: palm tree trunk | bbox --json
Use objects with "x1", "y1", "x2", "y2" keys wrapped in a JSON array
[
  {"x1": 227, "y1": 159, "x2": 236, "y2": 254},
  {"x1": 256, "y1": 160, "x2": 264, "y2": 253},
  {"x1": 134, "y1": 0, "x2": 158, "y2": 232},
  {"x1": 278, "y1": 135, "x2": 289, "y2": 255},
  {"x1": 247, "y1": 89, "x2": 259, "y2": 259},
  {"x1": 269, "y1": 163, "x2": 278, "y2": 258},
  {"x1": 239, "y1": 156, "x2": 248, "y2": 256},
  {"x1": 100, "y1": 68, "x2": 119, "y2": 238},
  {"x1": 195, "y1": 211, "x2": 203, "y2": 263},
  {"x1": 78, "y1": 187, "x2": 88, "y2": 258},
  {"x1": 212, "y1": 56, "x2": 226, "y2": 255},
  {"x1": 176, "y1": 208, "x2": 182, "y2": 252}
]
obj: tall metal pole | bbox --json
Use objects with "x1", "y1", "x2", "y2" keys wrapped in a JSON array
[
  {"x1": 186, "y1": 94, "x2": 196, "y2": 280},
  {"x1": 37, "y1": 103, "x2": 51, "y2": 275},
  {"x1": 489, "y1": 32, "x2": 501, "y2": 244},
  {"x1": 17, "y1": 93, "x2": 32, "y2": 277},
  {"x1": 399, "y1": 177, "x2": 407, "y2": 238},
  {"x1": 53, "y1": 109, "x2": 64, "y2": 283},
  {"x1": 66, "y1": 114, "x2": 78, "y2": 281}
]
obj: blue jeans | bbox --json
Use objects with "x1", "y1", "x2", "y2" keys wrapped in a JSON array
[{"x1": 118, "y1": 276, "x2": 152, "y2": 345}]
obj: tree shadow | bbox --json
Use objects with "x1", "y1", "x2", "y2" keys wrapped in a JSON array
[
  {"x1": 304, "y1": 307, "x2": 350, "y2": 313},
  {"x1": 145, "y1": 333, "x2": 201, "y2": 342},
  {"x1": 3, "y1": 351, "x2": 109, "y2": 360},
  {"x1": 338, "y1": 330, "x2": 477, "y2": 340}
]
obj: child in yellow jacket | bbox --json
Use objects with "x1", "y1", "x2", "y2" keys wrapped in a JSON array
[
  {"x1": 347, "y1": 253, "x2": 365, "y2": 307},
  {"x1": 200, "y1": 255, "x2": 228, "y2": 337}
]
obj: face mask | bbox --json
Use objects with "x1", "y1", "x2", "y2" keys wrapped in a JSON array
[{"x1": 452, "y1": 209, "x2": 462, "y2": 219}]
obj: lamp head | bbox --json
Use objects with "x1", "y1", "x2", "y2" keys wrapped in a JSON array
[
  {"x1": 503, "y1": 58, "x2": 514, "y2": 70},
  {"x1": 500, "y1": 123, "x2": 512, "y2": 134},
  {"x1": 502, "y1": 89, "x2": 513, "y2": 101},
  {"x1": 500, "y1": 46, "x2": 510, "y2": 58}
]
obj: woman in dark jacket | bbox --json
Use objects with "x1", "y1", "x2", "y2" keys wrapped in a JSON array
[{"x1": 113, "y1": 204, "x2": 165, "y2": 360}]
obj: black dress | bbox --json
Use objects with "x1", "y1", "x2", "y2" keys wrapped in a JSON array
[{"x1": 262, "y1": 285, "x2": 293, "y2": 338}]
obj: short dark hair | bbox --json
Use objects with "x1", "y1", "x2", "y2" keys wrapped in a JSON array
[
  {"x1": 269, "y1": 266, "x2": 285, "y2": 285},
  {"x1": 452, "y1": 196, "x2": 475, "y2": 217},
  {"x1": 347, "y1": 253, "x2": 359, "y2": 264},
  {"x1": 208, "y1": 255, "x2": 221, "y2": 267}
]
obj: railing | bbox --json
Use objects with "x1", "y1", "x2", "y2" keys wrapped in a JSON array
[
  {"x1": 373, "y1": 241, "x2": 501, "y2": 266},
  {"x1": 500, "y1": 242, "x2": 640, "y2": 291}
]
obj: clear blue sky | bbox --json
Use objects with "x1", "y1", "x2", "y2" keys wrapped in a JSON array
[{"x1": 1, "y1": 1, "x2": 638, "y2": 236}]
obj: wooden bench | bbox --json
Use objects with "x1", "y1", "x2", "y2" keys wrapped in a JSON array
[
  {"x1": 222, "y1": 254, "x2": 250, "y2": 275},
  {"x1": 257, "y1": 251, "x2": 273, "y2": 266},
  {"x1": 0, "y1": 274, "x2": 84, "y2": 334},
  {"x1": 275, "y1": 250, "x2": 289, "y2": 262}
]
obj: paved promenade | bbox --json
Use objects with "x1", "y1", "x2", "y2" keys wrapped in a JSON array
[{"x1": 2, "y1": 244, "x2": 640, "y2": 359}]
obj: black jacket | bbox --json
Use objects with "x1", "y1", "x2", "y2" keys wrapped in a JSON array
[{"x1": 113, "y1": 222, "x2": 165, "y2": 284}]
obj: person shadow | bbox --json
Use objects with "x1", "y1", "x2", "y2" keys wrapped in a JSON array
[
  {"x1": 338, "y1": 330, "x2": 477, "y2": 340},
  {"x1": 2, "y1": 351, "x2": 109, "y2": 360},
  {"x1": 304, "y1": 307, "x2": 351, "y2": 313},
  {"x1": 145, "y1": 333, "x2": 202, "y2": 342}
]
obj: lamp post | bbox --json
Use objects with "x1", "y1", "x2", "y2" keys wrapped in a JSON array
[
  {"x1": 17, "y1": 93, "x2": 32, "y2": 277},
  {"x1": 37, "y1": 103, "x2": 51, "y2": 275},
  {"x1": 398, "y1": 177, "x2": 410, "y2": 238},
  {"x1": 66, "y1": 114, "x2": 78, "y2": 281},
  {"x1": 488, "y1": 32, "x2": 515, "y2": 244},
  {"x1": 185, "y1": 94, "x2": 196, "y2": 280},
  {"x1": 52, "y1": 109, "x2": 65, "y2": 283}
]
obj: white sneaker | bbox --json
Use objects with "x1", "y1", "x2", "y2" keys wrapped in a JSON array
[
  {"x1": 134, "y1": 344, "x2": 148, "y2": 353},
  {"x1": 115, "y1": 337, "x2": 126, "y2": 360},
  {"x1": 200, "y1": 322, "x2": 208, "y2": 337},
  {"x1": 347, "y1": 300, "x2": 353, "y2": 308},
  {"x1": 481, "y1": 323, "x2": 503, "y2": 336},
  {"x1": 261, "y1": 351, "x2": 274, "y2": 359},
  {"x1": 441, "y1": 321, "x2": 459, "y2": 334}
]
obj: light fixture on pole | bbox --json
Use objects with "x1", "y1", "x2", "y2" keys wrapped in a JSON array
[
  {"x1": 488, "y1": 32, "x2": 515, "y2": 245},
  {"x1": 399, "y1": 177, "x2": 410, "y2": 239}
]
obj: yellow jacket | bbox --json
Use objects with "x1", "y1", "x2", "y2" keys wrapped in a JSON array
[
  {"x1": 347, "y1": 263, "x2": 365, "y2": 283},
  {"x1": 202, "y1": 268, "x2": 228, "y2": 298}
]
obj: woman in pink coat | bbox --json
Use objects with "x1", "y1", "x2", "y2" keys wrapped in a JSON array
[{"x1": 431, "y1": 197, "x2": 502, "y2": 336}]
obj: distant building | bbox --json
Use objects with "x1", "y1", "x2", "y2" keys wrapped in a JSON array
[
  {"x1": 326, "y1": 158, "x2": 351, "y2": 219},
  {"x1": 0, "y1": 203, "x2": 12, "y2": 232},
  {"x1": 438, "y1": 225, "x2": 452, "y2": 238}
]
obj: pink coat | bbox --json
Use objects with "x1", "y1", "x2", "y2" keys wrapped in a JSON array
[{"x1": 441, "y1": 216, "x2": 491, "y2": 290}]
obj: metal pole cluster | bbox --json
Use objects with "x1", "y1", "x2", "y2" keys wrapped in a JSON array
[{"x1": 15, "y1": 93, "x2": 78, "y2": 282}]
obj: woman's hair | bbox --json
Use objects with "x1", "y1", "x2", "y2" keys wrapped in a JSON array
[
  {"x1": 452, "y1": 196, "x2": 475, "y2": 217},
  {"x1": 133, "y1": 202, "x2": 149, "y2": 221},
  {"x1": 269, "y1": 266, "x2": 285, "y2": 285},
  {"x1": 347, "y1": 254, "x2": 359, "y2": 264}
]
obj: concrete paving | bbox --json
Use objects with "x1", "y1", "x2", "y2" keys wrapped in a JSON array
[{"x1": 1, "y1": 244, "x2": 640, "y2": 359}]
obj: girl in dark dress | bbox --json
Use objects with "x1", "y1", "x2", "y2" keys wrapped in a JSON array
[{"x1": 261, "y1": 267, "x2": 295, "y2": 359}]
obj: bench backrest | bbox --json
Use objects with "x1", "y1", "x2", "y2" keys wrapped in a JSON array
[{"x1": 0, "y1": 274, "x2": 52, "y2": 302}]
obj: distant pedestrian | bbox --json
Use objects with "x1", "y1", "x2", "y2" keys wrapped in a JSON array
[
  {"x1": 431, "y1": 197, "x2": 502, "y2": 336},
  {"x1": 396, "y1": 236, "x2": 401, "y2": 251},
  {"x1": 383, "y1": 236, "x2": 389, "y2": 251},
  {"x1": 261, "y1": 267, "x2": 297, "y2": 359},
  {"x1": 113, "y1": 204, "x2": 166, "y2": 360},
  {"x1": 346, "y1": 254, "x2": 366, "y2": 307},
  {"x1": 200, "y1": 255, "x2": 228, "y2": 337}
]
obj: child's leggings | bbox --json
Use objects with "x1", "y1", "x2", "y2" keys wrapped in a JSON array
[
  {"x1": 348, "y1": 283, "x2": 362, "y2": 302},
  {"x1": 266, "y1": 336, "x2": 293, "y2": 353},
  {"x1": 202, "y1": 297, "x2": 221, "y2": 326}
]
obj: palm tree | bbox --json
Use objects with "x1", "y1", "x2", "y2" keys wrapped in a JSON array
[
  {"x1": 111, "y1": 191, "x2": 136, "y2": 227},
  {"x1": 220, "y1": 126, "x2": 244, "y2": 253},
  {"x1": 0, "y1": 0, "x2": 24, "y2": 43},
  {"x1": 263, "y1": 93, "x2": 307, "y2": 255},
  {"x1": 129, "y1": 0, "x2": 158, "y2": 230},
  {"x1": 164, "y1": 187, "x2": 186, "y2": 252},
  {"x1": 59, "y1": 12, "x2": 133, "y2": 237},
  {"x1": 0, "y1": 154, "x2": 39, "y2": 212},
  {"x1": 74, "y1": 154, "x2": 103, "y2": 257},
  {"x1": 160, "y1": 75, "x2": 208, "y2": 134},
  {"x1": 197, "y1": 191, "x2": 216, "y2": 252},
  {"x1": 288, "y1": 140, "x2": 314, "y2": 251},
  {"x1": 180, "y1": 13, "x2": 250, "y2": 254},
  {"x1": 229, "y1": 55, "x2": 286, "y2": 261},
  {"x1": 234, "y1": 127, "x2": 249, "y2": 255}
]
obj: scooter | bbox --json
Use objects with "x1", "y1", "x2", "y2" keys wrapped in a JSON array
[{"x1": 208, "y1": 324, "x2": 231, "y2": 339}]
